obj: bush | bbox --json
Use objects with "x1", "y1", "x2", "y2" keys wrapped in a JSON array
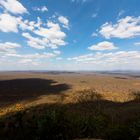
[
  {"x1": 133, "y1": 91, "x2": 140, "y2": 101},
  {"x1": 0, "y1": 90, "x2": 140, "y2": 140},
  {"x1": 105, "y1": 125, "x2": 133, "y2": 140},
  {"x1": 129, "y1": 118, "x2": 140, "y2": 139},
  {"x1": 77, "y1": 89, "x2": 102, "y2": 103}
]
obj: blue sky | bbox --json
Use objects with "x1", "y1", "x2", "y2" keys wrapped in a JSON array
[{"x1": 0, "y1": 0, "x2": 140, "y2": 70}]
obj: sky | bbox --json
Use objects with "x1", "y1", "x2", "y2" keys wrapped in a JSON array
[{"x1": 0, "y1": 0, "x2": 140, "y2": 71}]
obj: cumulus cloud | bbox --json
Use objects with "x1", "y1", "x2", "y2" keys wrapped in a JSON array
[
  {"x1": 33, "y1": 6, "x2": 48, "y2": 12},
  {"x1": 58, "y1": 16, "x2": 69, "y2": 29},
  {"x1": 22, "y1": 20, "x2": 67, "y2": 50},
  {"x1": 99, "y1": 16, "x2": 140, "y2": 39},
  {"x1": 88, "y1": 41, "x2": 117, "y2": 51},
  {"x1": 68, "y1": 51, "x2": 140, "y2": 70},
  {"x1": 0, "y1": 13, "x2": 19, "y2": 32},
  {"x1": 0, "y1": 50, "x2": 61, "y2": 69},
  {"x1": 18, "y1": 16, "x2": 43, "y2": 31},
  {"x1": 0, "y1": 0, "x2": 28, "y2": 14},
  {"x1": 22, "y1": 32, "x2": 46, "y2": 49},
  {"x1": 0, "y1": 42, "x2": 21, "y2": 53},
  {"x1": 0, "y1": 0, "x2": 71, "y2": 70},
  {"x1": 0, "y1": 1, "x2": 67, "y2": 50},
  {"x1": 0, "y1": 0, "x2": 68, "y2": 51},
  {"x1": 35, "y1": 21, "x2": 66, "y2": 39},
  {"x1": 33, "y1": 21, "x2": 67, "y2": 49},
  {"x1": 0, "y1": 13, "x2": 43, "y2": 33},
  {"x1": 68, "y1": 51, "x2": 140, "y2": 63},
  {"x1": 0, "y1": 12, "x2": 67, "y2": 50}
]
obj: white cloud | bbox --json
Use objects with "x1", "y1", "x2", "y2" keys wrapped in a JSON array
[
  {"x1": 58, "y1": 16, "x2": 69, "y2": 29},
  {"x1": 0, "y1": 10, "x2": 67, "y2": 50},
  {"x1": 53, "y1": 50, "x2": 61, "y2": 55},
  {"x1": 134, "y1": 42, "x2": 140, "y2": 46},
  {"x1": 0, "y1": 1, "x2": 71, "y2": 70},
  {"x1": 0, "y1": 13, "x2": 41, "y2": 33},
  {"x1": 34, "y1": 21, "x2": 66, "y2": 49},
  {"x1": 18, "y1": 17, "x2": 43, "y2": 31},
  {"x1": 88, "y1": 41, "x2": 118, "y2": 51},
  {"x1": 0, "y1": 50, "x2": 61, "y2": 70},
  {"x1": 19, "y1": 59, "x2": 33, "y2": 63},
  {"x1": 33, "y1": 6, "x2": 48, "y2": 12},
  {"x1": 22, "y1": 21, "x2": 66, "y2": 49},
  {"x1": 0, "y1": 13, "x2": 67, "y2": 49},
  {"x1": 18, "y1": 18, "x2": 35, "y2": 31},
  {"x1": 0, "y1": 50, "x2": 58, "y2": 68},
  {"x1": 0, "y1": 13, "x2": 19, "y2": 32},
  {"x1": 0, "y1": 42, "x2": 21, "y2": 53},
  {"x1": 45, "y1": 21, "x2": 66, "y2": 38},
  {"x1": 68, "y1": 51, "x2": 140, "y2": 70},
  {"x1": 99, "y1": 16, "x2": 140, "y2": 39},
  {"x1": 1, "y1": 50, "x2": 140, "y2": 70},
  {"x1": 0, "y1": 13, "x2": 35, "y2": 33},
  {"x1": 6, "y1": 52, "x2": 58, "y2": 60},
  {"x1": 18, "y1": 59, "x2": 39, "y2": 65},
  {"x1": 0, "y1": 0, "x2": 28, "y2": 14},
  {"x1": 68, "y1": 51, "x2": 140, "y2": 63},
  {"x1": 0, "y1": 14, "x2": 67, "y2": 50},
  {"x1": 22, "y1": 32, "x2": 46, "y2": 49}
]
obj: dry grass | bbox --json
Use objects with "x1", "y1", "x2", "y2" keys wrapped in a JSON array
[
  {"x1": 0, "y1": 72, "x2": 140, "y2": 116},
  {"x1": 0, "y1": 72, "x2": 140, "y2": 140},
  {"x1": 0, "y1": 103, "x2": 24, "y2": 116},
  {"x1": 64, "y1": 88, "x2": 102, "y2": 104}
]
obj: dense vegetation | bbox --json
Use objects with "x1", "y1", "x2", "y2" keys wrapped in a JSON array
[{"x1": 0, "y1": 90, "x2": 140, "y2": 140}]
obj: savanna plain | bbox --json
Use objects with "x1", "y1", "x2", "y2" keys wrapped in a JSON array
[{"x1": 0, "y1": 72, "x2": 140, "y2": 140}]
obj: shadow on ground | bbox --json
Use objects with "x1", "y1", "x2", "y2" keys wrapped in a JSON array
[
  {"x1": 0, "y1": 90, "x2": 140, "y2": 140},
  {"x1": 0, "y1": 78, "x2": 71, "y2": 107}
]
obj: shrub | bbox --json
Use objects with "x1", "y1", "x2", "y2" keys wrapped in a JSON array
[
  {"x1": 133, "y1": 91, "x2": 140, "y2": 101},
  {"x1": 77, "y1": 89, "x2": 102, "y2": 103},
  {"x1": 129, "y1": 118, "x2": 140, "y2": 139}
]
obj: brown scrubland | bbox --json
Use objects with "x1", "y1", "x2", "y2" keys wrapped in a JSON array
[{"x1": 0, "y1": 72, "x2": 140, "y2": 140}]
